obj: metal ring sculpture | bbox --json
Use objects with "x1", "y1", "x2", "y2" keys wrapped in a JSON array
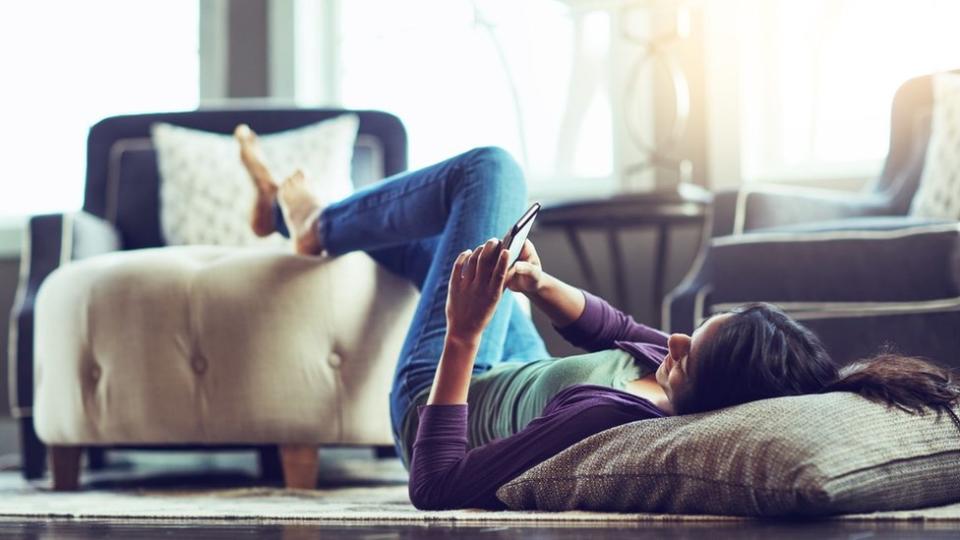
[{"x1": 620, "y1": 1, "x2": 692, "y2": 186}]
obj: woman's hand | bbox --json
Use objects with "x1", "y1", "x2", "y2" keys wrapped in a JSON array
[
  {"x1": 506, "y1": 238, "x2": 586, "y2": 328},
  {"x1": 505, "y1": 239, "x2": 544, "y2": 294},
  {"x1": 445, "y1": 238, "x2": 510, "y2": 343}
]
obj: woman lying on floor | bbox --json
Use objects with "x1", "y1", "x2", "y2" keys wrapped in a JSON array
[{"x1": 234, "y1": 126, "x2": 960, "y2": 511}]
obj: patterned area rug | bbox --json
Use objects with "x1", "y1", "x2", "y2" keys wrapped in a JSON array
[
  {"x1": 1, "y1": 450, "x2": 958, "y2": 523},
  {"x1": 3, "y1": 484, "x2": 960, "y2": 524}
]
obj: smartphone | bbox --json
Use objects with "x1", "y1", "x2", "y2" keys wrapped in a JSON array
[{"x1": 502, "y1": 202, "x2": 541, "y2": 267}]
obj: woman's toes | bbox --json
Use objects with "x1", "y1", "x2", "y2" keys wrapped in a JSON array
[
  {"x1": 234, "y1": 123, "x2": 253, "y2": 141},
  {"x1": 277, "y1": 171, "x2": 325, "y2": 255}
]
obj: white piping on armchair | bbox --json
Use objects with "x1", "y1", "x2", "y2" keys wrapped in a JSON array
[
  {"x1": 712, "y1": 222, "x2": 960, "y2": 247},
  {"x1": 711, "y1": 296, "x2": 960, "y2": 321},
  {"x1": 8, "y1": 217, "x2": 34, "y2": 419}
]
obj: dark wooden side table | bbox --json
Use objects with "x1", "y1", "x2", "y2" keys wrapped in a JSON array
[{"x1": 537, "y1": 186, "x2": 712, "y2": 328}]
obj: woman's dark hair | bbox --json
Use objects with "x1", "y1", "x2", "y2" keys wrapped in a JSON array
[{"x1": 680, "y1": 303, "x2": 960, "y2": 418}]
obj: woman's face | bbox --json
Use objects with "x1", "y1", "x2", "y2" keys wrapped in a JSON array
[{"x1": 656, "y1": 313, "x2": 732, "y2": 412}]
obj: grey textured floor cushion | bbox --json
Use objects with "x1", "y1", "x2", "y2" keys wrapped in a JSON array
[{"x1": 496, "y1": 392, "x2": 960, "y2": 516}]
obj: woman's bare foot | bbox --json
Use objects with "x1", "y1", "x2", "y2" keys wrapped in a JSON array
[
  {"x1": 278, "y1": 170, "x2": 325, "y2": 256},
  {"x1": 235, "y1": 124, "x2": 278, "y2": 237}
]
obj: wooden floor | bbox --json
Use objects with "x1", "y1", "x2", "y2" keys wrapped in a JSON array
[{"x1": 1, "y1": 518, "x2": 960, "y2": 539}]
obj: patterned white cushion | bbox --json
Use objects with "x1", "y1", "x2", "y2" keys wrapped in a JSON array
[
  {"x1": 910, "y1": 73, "x2": 960, "y2": 220},
  {"x1": 152, "y1": 114, "x2": 359, "y2": 246}
]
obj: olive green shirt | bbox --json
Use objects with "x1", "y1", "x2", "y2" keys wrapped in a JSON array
[{"x1": 400, "y1": 348, "x2": 654, "y2": 467}]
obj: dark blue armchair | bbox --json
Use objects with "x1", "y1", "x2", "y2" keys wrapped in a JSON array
[
  {"x1": 8, "y1": 109, "x2": 407, "y2": 480},
  {"x1": 666, "y1": 71, "x2": 960, "y2": 369}
]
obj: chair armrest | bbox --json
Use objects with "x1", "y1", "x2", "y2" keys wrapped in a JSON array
[
  {"x1": 66, "y1": 211, "x2": 122, "y2": 260},
  {"x1": 8, "y1": 212, "x2": 120, "y2": 418},
  {"x1": 709, "y1": 189, "x2": 740, "y2": 238},
  {"x1": 734, "y1": 184, "x2": 896, "y2": 233},
  {"x1": 664, "y1": 190, "x2": 739, "y2": 332},
  {"x1": 707, "y1": 223, "x2": 960, "y2": 311},
  {"x1": 662, "y1": 252, "x2": 712, "y2": 335}
]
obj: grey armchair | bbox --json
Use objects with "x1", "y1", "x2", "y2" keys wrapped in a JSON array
[{"x1": 666, "y1": 71, "x2": 960, "y2": 369}]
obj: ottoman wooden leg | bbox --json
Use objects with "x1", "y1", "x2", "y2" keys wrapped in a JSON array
[
  {"x1": 280, "y1": 445, "x2": 318, "y2": 490},
  {"x1": 50, "y1": 446, "x2": 82, "y2": 491}
]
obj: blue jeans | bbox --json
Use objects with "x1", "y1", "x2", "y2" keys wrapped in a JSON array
[{"x1": 273, "y1": 147, "x2": 549, "y2": 445}]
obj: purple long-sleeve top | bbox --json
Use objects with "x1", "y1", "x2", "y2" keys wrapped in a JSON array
[{"x1": 408, "y1": 290, "x2": 671, "y2": 510}]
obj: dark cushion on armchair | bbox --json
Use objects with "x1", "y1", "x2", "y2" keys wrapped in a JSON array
[
  {"x1": 704, "y1": 222, "x2": 960, "y2": 365},
  {"x1": 708, "y1": 222, "x2": 960, "y2": 306},
  {"x1": 664, "y1": 72, "x2": 960, "y2": 383}
]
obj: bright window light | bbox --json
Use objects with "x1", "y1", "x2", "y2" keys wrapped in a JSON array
[
  {"x1": 737, "y1": 0, "x2": 960, "y2": 183},
  {"x1": 0, "y1": 0, "x2": 199, "y2": 217},
  {"x1": 332, "y1": 0, "x2": 613, "y2": 195}
]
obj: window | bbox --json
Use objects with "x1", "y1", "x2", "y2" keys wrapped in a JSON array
[
  {"x1": 293, "y1": 0, "x2": 621, "y2": 198},
  {"x1": 735, "y1": 0, "x2": 960, "y2": 183},
  {"x1": 0, "y1": 0, "x2": 199, "y2": 217}
]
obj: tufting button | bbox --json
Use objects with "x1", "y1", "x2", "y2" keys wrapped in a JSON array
[
  {"x1": 328, "y1": 353, "x2": 342, "y2": 369},
  {"x1": 90, "y1": 364, "x2": 101, "y2": 381},
  {"x1": 192, "y1": 356, "x2": 207, "y2": 374}
]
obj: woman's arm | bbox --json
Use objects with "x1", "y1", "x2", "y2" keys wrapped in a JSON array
[
  {"x1": 505, "y1": 240, "x2": 585, "y2": 327},
  {"x1": 411, "y1": 240, "x2": 666, "y2": 510},
  {"x1": 429, "y1": 238, "x2": 510, "y2": 406},
  {"x1": 426, "y1": 335, "x2": 480, "y2": 405},
  {"x1": 553, "y1": 290, "x2": 668, "y2": 350},
  {"x1": 527, "y1": 272, "x2": 585, "y2": 327},
  {"x1": 506, "y1": 240, "x2": 667, "y2": 350},
  {"x1": 410, "y1": 387, "x2": 663, "y2": 509}
]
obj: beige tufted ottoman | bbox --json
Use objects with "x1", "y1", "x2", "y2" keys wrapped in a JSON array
[{"x1": 32, "y1": 245, "x2": 419, "y2": 489}]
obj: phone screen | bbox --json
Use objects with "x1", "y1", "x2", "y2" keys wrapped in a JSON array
[{"x1": 504, "y1": 203, "x2": 540, "y2": 267}]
